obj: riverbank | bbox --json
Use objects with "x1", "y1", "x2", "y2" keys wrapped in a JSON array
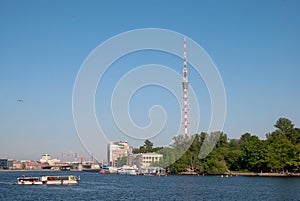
[
  {"x1": 176, "y1": 171, "x2": 300, "y2": 177},
  {"x1": 225, "y1": 172, "x2": 300, "y2": 177},
  {"x1": 2, "y1": 169, "x2": 300, "y2": 177}
]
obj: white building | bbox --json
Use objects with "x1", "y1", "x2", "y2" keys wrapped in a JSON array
[
  {"x1": 134, "y1": 153, "x2": 163, "y2": 168},
  {"x1": 40, "y1": 154, "x2": 60, "y2": 165},
  {"x1": 40, "y1": 154, "x2": 51, "y2": 163},
  {"x1": 107, "y1": 141, "x2": 129, "y2": 167}
]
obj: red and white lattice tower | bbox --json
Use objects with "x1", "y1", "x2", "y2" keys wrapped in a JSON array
[{"x1": 182, "y1": 38, "x2": 189, "y2": 138}]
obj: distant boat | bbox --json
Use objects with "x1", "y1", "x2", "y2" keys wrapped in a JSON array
[
  {"x1": 99, "y1": 165, "x2": 118, "y2": 174},
  {"x1": 117, "y1": 165, "x2": 138, "y2": 176},
  {"x1": 139, "y1": 167, "x2": 166, "y2": 176},
  {"x1": 17, "y1": 175, "x2": 80, "y2": 185}
]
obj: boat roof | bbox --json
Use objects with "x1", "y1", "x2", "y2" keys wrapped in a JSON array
[
  {"x1": 18, "y1": 175, "x2": 77, "y2": 179},
  {"x1": 17, "y1": 177, "x2": 40, "y2": 179},
  {"x1": 43, "y1": 175, "x2": 76, "y2": 177}
]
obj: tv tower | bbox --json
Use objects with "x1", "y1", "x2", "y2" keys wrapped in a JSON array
[{"x1": 182, "y1": 38, "x2": 189, "y2": 138}]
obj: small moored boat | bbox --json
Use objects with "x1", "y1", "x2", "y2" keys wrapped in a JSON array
[
  {"x1": 117, "y1": 165, "x2": 138, "y2": 176},
  {"x1": 17, "y1": 175, "x2": 80, "y2": 185}
]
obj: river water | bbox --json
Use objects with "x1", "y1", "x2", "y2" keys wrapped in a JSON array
[{"x1": 0, "y1": 171, "x2": 300, "y2": 201}]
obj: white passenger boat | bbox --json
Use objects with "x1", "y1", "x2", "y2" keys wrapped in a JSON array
[
  {"x1": 17, "y1": 175, "x2": 80, "y2": 185},
  {"x1": 117, "y1": 165, "x2": 138, "y2": 176}
]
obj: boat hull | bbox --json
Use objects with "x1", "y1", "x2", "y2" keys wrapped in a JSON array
[
  {"x1": 17, "y1": 175, "x2": 80, "y2": 185},
  {"x1": 17, "y1": 181, "x2": 79, "y2": 185}
]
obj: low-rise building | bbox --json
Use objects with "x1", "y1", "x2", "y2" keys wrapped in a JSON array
[
  {"x1": 25, "y1": 161, "x2": 42, "y2": 170},
  {"x1": 134, "y1": 153, "x2": 163, "y2": 168},
  {"x1": 12, "y1": 160, "x2": 23, "y2": 169}
]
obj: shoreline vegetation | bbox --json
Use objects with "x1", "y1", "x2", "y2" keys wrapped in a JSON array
[{"x1": 134, "y1": 117, "x2": 300, "y2": 175}]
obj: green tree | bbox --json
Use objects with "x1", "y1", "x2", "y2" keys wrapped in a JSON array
[
  {"x1": 141, "y1": 118, "x2": 300, "y2": 174},
  {"x1": 202, "y1": 149, "x2": 228, "y2": 174},
  {"x1": 144, "y1": 140, "x2": 153, "y2": 152},
  {"x1": 266, "y1": 138, "x2": 294, "y2": 172},
  {"x1": 274, "y1": 117, "x2": 294, "y2": 135},
  {"x1": 266, "y1": 130, "x2": 286, "y2": 143},
  {"x1": 152, "y1": 146, "x2": 163, "y2": 152},
  {"x1": 200, "y1": 132, "x2": 208, "y2": 143},
  {"x1": 158, "y1": 134, "x2": 195, "y2": 172},
  {"x1": 274, "y1": 117, "x2": 297, "y2": 144},
  {"x1": 294, "y1": 128, "x2": 300, "y2": 144},
  {"x1": 287, "y1": 143, "x2": 300, "y2": 172},
  {"x1": 189, "y1": 134, "x2": 201, "y2": 170},
  {"x1": 241, "y1": 135, "x2": 268, "y2": 172},
  {"x1": 119, "y1": 156, "x2": 128, "y2": 166},
  {"x1": 224, "y1": 140, "x2": 242, "y2": 171},
  {"x1": 240, "y1": 133, "x2": 252, "y2": 150},
  {"x1": 216, "y1": 132, "x2": 228, "y2": 148},
  {"x1": 132, "y1": 139, "x2": 155, "y2": 153}
]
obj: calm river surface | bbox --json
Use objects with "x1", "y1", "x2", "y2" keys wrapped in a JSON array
[{"x1": 1, "y1": 171, "x2": 300, "y2": 201}]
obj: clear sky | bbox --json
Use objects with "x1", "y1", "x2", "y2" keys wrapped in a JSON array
[{"x1": 1, "y1": 0, "x2": 300, "y2": 161}]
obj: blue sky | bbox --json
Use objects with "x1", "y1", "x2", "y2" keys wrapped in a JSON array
[{"x1": 1, "y1": 0, "x2": 300, "y2": 161}]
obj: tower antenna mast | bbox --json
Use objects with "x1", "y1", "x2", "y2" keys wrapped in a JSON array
[{"x1": 182, "y1": 38, "x2": 189, "y2": 138}]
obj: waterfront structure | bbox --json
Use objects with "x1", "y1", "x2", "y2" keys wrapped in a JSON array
[
  {"x1": 0, "y1": 159, "x2": 13, "y2": 169},
  {"x1": 118, "y1": 165, "x2": 138, "y2": 175},
  {"x1": 39, "y1": 154, "x2": 60, "y2": 165},
  {"x1": 133, "y1": 153, "x2": 163, "y2": 168},
  {"x1": 126, "y1": 153, "x2": 134, "y2": 167},
  {"x1": 182, "y1": 37, "x2": 189, "y2": 138},
  {"x1": 139, "y1": 166, "x2": 165, "y2": 175},
  {"x1": 40, "y1": 154, "x2": 51, "y2": 163},
  {"x1": 107, "y1": 141, "x2": 129, "y2": 167},
  {"x1": 12, "y1": 160, "x2": 23, "y2": 169},
  {"x1": 25, "y1": 161, "x2": 42, "y2": 170},
  {"x1": 47, "y1": 159, "x2": 61, "y2": 166}
]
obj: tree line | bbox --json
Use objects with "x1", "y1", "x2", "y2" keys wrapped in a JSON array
[{"x1": 136, "y1": 117, "x2": 300, "y2": 174}]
